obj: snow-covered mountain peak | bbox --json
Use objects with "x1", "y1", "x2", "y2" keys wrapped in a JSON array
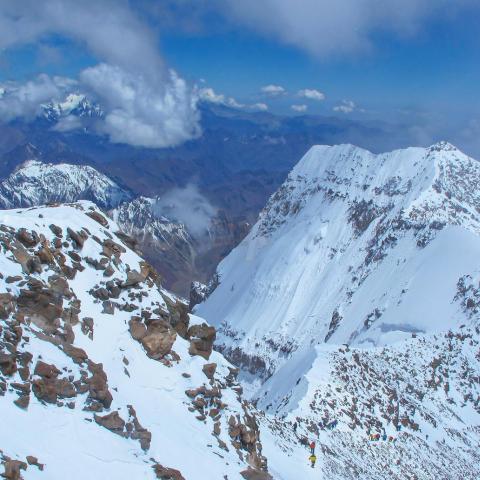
[
  {"x1": 197, "y1": 142, "x2": 480, "y2": 379},
  {"x1": 0, "y1": 160, "x2": 131, "y2": 210},
  {"x1": 42, "y1": 93, "x2": 103, "y2": 122}
]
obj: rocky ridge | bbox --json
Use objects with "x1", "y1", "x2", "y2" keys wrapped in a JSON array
[{"x1": 0, "y1": 201, "x2": 269, "y2": 479}]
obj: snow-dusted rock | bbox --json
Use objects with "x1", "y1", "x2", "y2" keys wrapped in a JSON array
[{"x1": 0, "y1": 160, "x2": 131, "y2": 210}]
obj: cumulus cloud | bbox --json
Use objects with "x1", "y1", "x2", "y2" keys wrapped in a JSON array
[
  {"x1": 333, "y1": 99, "x2": 356, "y2": 113},
  {"x1": 81, "y1": 64, "x2": 200, "y2": 148},
  {"x1": 198, "y1": 87, "x2": 243, "y2": 109},
  {"x1": 297, "y1": 89, "x2": 325, "y2": 101},
  {"x1": 219, "y1": 0, "x2": 477, "y2": 58},
  {"x1": 291, "y1": 104, "x2": 308, "y2": 112},
  {"x1": 198, "y1": 87, "x2": 268, "y2": 112},
  {"x1": 153, "y1": 184, "x2": 217, "y2": 238},
  {"x1": 0, "y1": 0, "x2": 200, "y2": 148},
  {"x1": 261, "y1": 84, "x2": 286, "y2": 96}
]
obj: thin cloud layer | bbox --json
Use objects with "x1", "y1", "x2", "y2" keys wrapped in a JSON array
[{"x1": 220, "y1": 0, "x2": 477, "y2": 58}]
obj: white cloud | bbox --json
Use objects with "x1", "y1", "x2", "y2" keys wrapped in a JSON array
[
  {"x1": 81, "y1": 64, "x2": 201, "y2": 148},
  {"x1": 198, "y1": 87, "x2": 268, "y2": 112},
  {"x1": 291, "y1": 104, "x2": 308, "y2": 112},
  {"x1": 333, "y1": 99, "x2": 356, "y2": 113},
  {"x1": 297, "y1": 89, "x2": 325, "y2": 101},
  {"x1": 0, "y1": 75, "x2": 65, "y2": 121},
  {"x1": 261, "y1": 84, "x2": 286, "y2": 96},
  {"x1": 0, "y1": 0, "x2": 201, "y2": 148},
  {"x1": 153, "y1": 184, "x2": 217, "y2": 238},
  {"x1": 220, "y1": 0, "x2": 478, "y2": 58},
  {"x1": 198, "y1": 87, "x2": 242, "y2": 108}
]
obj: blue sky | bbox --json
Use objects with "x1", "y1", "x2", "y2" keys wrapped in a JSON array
[{"x1": 0, "y1": 0, "x2": 479, "y2": 152}]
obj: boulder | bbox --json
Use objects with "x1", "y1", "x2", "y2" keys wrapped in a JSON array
[
  {"x1": 86, "y1": 210, "x2": 109, "y2": 227},
  {"x1": 0, "y1": 353, "x2": 17, "y2": 376},
  {"x1": 141, "y1": 320, "x2": 177, "y2": 360},
  {"x1": 86, "y1": 362, "x2": 113, "y2": 408},
  {"x1": 34, "y1": 361, "x2": 61, "y2": 379},
  {"x1": 49, "y1": 224, "x2": 63, "y2": 237},
  {"x1": 121, "y1": 270, "x2": 144, "y2": 288},
  {"x1": 188, "y1": 323, "x2": 216, "y2": 360},
  {"x1": 0, "y1": 293, "x2": 15, "y2": 320},
  {"x1": 2, "y1": 459, "x2": 27, "y2": 480},
  {"x1": 16, "y1": 228, "x2": 38, "y2": 248},
  {"x1": 129, "y1": 319, "x2": 147, "y2": 341},
  {"x1": 202, "y1": 363, "x2": 217, "y2": 380},
  {"x1": 240, "y1": 469, "x2": 273, "y2": 480},
  {"x1": 67, "y1": 228, "x2": 86, "y2": 249},
  {"x1": 153, "y1": 464, "x2": 186, "y2": 480},
  {"x1": 94, "y1": 411, "x2": 126, "y2": 436}
]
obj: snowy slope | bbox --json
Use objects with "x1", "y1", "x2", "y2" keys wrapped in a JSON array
[
  {"x1": 0, "y1": 160, "x2": 131, "y2": 210},
  {"x1": 0, "y1": 202, "x2": 271, "y2": 479},
  {"x1": 197, "y1": 142, "x2": 480, "y2": 379},
  {"x1": 194, "y1": 141, "x2": 480, "y2": 479}
]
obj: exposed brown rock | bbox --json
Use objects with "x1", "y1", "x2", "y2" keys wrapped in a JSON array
[
  {"x1": 94, "y1": 411, "x2": 126, "y2": 436},
  {"x1": 49, "y1": 224, "x2": 63, "y2": 237},
  {"x1": 140, "y1": 320, "x2": 177, "y2": 360},
  {"x1": 0, "y1": 293, "x2": 15, "y2": 320},
  {"x1": 121, "y1": 270, "x2": 144, "y2": 288},
  {"x1": 32, "y1": 378, "x2": 58, "y2": 404},
  {"x1": 34, "y1": 361, "x2": 61, "y2": 379},
  {"x1": 86, "y1": 362, "x2": 113, "y2": 409},
  {"x1": 62, "y1": 344, "x2": 88, "y2": 364},
  {"x1": 25, "y1": 456, "x2": 43, "y2": 471},
  {"x1": 13, "y1": 395, "x2": 30, "y2": 410},
  {"x1": 202, "y1": 362, "x2": 217, "y2": 380},
  {"x1": 16, "y1": 228, "x2": 38, "y2": 248},
  {"x1": 188, "y1": 323, "x2": 216, "y2": 360},
  {"x1": 129, "y1": 318, "x2": 147, "y2": 341},
  {"x1": 0, "y1": 353, "x2": 17, "y2": 376},
  {"x1": 127, "y1": 405, "x2": 152, "y2": 451},
  {"x1": 240, "y1": 468, "x2": 273, "y2": 480},
  {"x1": 153, "y1": 464, "x2": 186, "y2": 480},
  {"x1": 86, "y1": 210, "x2": 109, "y2": 227},
  {"x1": 2, "y1": 459, "x2": 27, "y2": 480},
  {"x1": 67, "y1": 228, "x2": 86, "y2": 249}
]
